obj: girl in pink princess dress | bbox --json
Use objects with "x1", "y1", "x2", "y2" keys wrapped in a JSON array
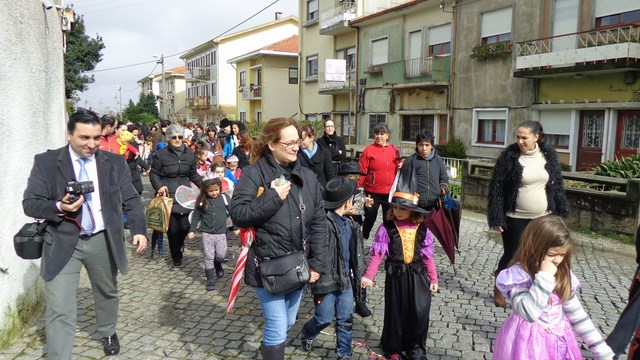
[{"x1": 493, "y1": 215, "x2": 613, "y2": 360}]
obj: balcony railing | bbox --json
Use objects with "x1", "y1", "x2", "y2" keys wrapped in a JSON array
[
  {"x1": 320, "y1": 2, "x2": 356, "y2": 34},
  {"x1": 318, "y1": 71, "x2": 356, "y2": 94},
  {"x1": 240, "y1": 85, "x2": 262, "y2": 100},
  {"x1": 186, "y1": 65, "x2": 216, "y2": 82},
  {"x1": 516, "y1": 24, "x2": 640, "y2": 70},
  {"x1": 363, "y1": 55, "x2": 451, "y2": 85},
  {"x1": 186, "y1": 96, "x2": 210, "y2": 109},
  {"x1": 405, "y1": 57, "x2": 433, "y2": 78}
]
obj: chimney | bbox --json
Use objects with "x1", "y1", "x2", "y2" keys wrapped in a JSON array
[{"x1": 275, "y1": 12, "x2": 283, "y2": 20}]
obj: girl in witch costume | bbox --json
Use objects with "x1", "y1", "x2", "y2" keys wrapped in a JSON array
[{"x1": 361, "y1": 192, "x2": 439, "y2": 360}]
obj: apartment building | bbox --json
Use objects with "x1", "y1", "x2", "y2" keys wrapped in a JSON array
[
  {"x1": 454, "y1": 0, "x2": 640, "y2": 169},
  {"x1": 514, "y1": 0, "x2": 640, "y2": 170},
  {"x1": 137, "y1": 65, "x2": 186, "y2": 122},
  {"x1": 228, "y1": 35, "x2": 299, "y2": 123},
  {"x1": 300, "y1": 0, "x2": 453, "y2": 146},
  {"x1": 180, "y1": 16, "x2": 299, "y2": 123}
]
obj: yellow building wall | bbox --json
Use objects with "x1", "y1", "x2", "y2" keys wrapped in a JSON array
[{"x1": 539, "y1": 73, "x2": 637, "y2": 103}]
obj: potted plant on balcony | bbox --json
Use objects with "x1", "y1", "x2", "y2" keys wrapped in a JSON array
[{"x1": 470, "y1": 42, "x2": 512, "y2": 60}]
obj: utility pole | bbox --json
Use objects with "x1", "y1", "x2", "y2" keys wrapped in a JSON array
[
  {"x1": 155, "y1": 54, "x2": 165, "y2": 119},
  {"x1": 115, "y1": 85, "x2": 122, "y2": 123}
]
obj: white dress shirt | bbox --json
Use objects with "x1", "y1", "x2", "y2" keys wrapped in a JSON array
[{"x1": 68, "y1": 147, "x2": 105, "y2": 233}]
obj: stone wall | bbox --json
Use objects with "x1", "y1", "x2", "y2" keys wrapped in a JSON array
[{"x1": 463, "y1": 161, "x2": 640, "y2": 235}]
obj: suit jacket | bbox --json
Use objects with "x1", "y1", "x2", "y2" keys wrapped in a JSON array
[{"x1": 23, "y1": 146, "x2": 147, "y2": 281}]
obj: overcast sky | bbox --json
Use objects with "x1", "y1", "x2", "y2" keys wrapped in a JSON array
[{"x1": 72, "y1": 0, "x2": 299, "y2": 113}]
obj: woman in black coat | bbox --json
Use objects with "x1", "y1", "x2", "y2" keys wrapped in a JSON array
[
  {"x1": 487, "y1": 120, "x2": 569, "y2": 306},
  {"x1": 297, "y1": 124, "x2": 335, "y2": 189},
  {"x1": 229, "y1": 118, "x2": 327, "y2": 360},
  {"x1": 150, "y1": 124, "x2": 203, "y2": 266},
  {"x1": 126, "y1": 124, "x2": 150, "y2": 195}
]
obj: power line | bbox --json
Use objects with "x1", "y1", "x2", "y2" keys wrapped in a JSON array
[
  {"x1": 84, "y1": 0, "x2": 281, "y2": 73},
  {"x1": 81, "y1": 0, "x2": 160, "y2": 15}
]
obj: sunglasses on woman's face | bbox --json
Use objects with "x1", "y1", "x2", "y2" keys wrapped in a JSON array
[{"x1": 171, "y1": 135, "x2": 184, "y2": 140}]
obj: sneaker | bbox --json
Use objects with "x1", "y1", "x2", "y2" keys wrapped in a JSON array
[
  {"x1": 338, "y1": 356, "x2": 352, "y2": 360},
  {"x1": 388, "y1": 354, "x2": 403, "y2": 360},
  {"x1": 300, "y1": 335, "x2": 314, "y2": 352}
]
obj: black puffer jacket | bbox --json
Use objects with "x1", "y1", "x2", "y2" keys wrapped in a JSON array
[
  {"x1": 229, "y1": 153, "x2": 328, "y2": 288},
  {"x1": 487, "y1": 142, "x2": 569, "y2": 228},
  {"x1": 312, "y1": 212, "x2": 365, "y2": 295},
  {"x1": 318, "y1": 133, "x2": 347, "y2": 163},
  {"x1": 150, "y1": 144, "x2": 203, "y2": 214},
  {"x1": 297, "y1": 143, "x2": 335, "y2": 188}
]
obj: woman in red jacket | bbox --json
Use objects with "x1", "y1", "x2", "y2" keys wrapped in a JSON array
[{"x1": 358, "y1": 123, "x2": 400, "y2": 239}]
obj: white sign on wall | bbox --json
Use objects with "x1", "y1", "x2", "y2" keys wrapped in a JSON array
[{"x1": 325, "y1": 59, "x2": 346, "y2": 81}]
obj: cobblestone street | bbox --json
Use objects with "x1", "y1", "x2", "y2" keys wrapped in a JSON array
[{"x1": 1, "y1": 178, "x2": 636, "y2": 359}]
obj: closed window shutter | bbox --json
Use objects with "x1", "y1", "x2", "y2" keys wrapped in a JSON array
[
  {"x1": 539, "y1": 110, "x2": 571, "y2": 134},
  {"x1": 429, "y1": 23, "x2": 451, "y2": 45},
  {"x1": 408, "y1": 31, "x2": 422, "y2": 59},
  {"x1": 308, "y1": 0, "x2": 318, "y2": 13},
  {"x1": 553, "y1": 0, "x2": 579, "y2": 36},
  {"x1": 595, "y1": 0, "x2": 639, "y2": 18},
  {"x1": 481, "y1": 7, "x2": 513, "y2": 38},
  {"x1": 478, "y1": 110, "x2": 507, "y2": 120},
  {"x1": 371, "y1": 38, "x2": 388, "y2": 65}
]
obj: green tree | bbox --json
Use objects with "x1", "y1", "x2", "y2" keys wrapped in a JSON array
[
  {"x1": 137, "y1": 93, "x2": 159, "y2": 118},
  {"x1": 64, "y1": 15, "x2": 105, "y2": 99},
  {"x1": 122, "y1": 99, "x2": 139, "y2": 123}
]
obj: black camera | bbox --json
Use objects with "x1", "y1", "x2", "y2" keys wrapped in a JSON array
[{"x1": 66, "y1": 180, "x2": 94, "y2": 203}]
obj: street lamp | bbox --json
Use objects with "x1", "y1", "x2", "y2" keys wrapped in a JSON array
[
  {"x1": 153, "y1": 54, "x2": 166, "y2": 120},
  {"x1": 115, "y1": 85, "x2": 122, "y2": 123}
]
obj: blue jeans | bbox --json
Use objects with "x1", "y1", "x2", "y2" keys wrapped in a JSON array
[
  {"x1": 255, "y1": 287, "x2": 303, "y2": 346},
  {"x1": 302, "y1": 287, "x2": 354, "y2": 357}
]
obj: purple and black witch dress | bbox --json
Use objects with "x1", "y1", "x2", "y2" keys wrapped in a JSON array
[
  {"x1": 493, "y1": 264, "x2": 614, "y2": 360},
  {"x1": 363, "y1": 219, "x2": 439, "y2": 359}
]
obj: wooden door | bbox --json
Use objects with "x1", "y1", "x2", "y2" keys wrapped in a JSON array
[
  {"x1": 576, "y1": 110, "x2": 604, "y2": 171},
  {"x1": 614, "y1": 110, "x2": 640, "y2": 159}
]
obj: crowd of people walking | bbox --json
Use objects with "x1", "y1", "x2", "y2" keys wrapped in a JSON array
[{"x1": 22, "y1": 110, "x2": 640, "y2": 360}]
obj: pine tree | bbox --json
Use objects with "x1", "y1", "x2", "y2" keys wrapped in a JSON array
[{"x1": 64, "y1": 14, "x2": 105, "y2": 99}]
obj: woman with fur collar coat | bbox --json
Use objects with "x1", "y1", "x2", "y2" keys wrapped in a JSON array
[{"x1": 487, "y1": 120, "x2": 569, "y2": 307}]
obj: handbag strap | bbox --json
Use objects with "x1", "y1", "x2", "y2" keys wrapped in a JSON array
[{"x1": 298, "y1": 189, "x2": 307, "y2": 253}]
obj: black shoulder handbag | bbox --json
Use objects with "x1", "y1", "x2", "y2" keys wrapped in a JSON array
[
  {"x1": 14, "y1": 157, "x2": 57, "y2": 259},
  {"x1": 258, "y1": 190, "x2": 311, "y2": 295}
]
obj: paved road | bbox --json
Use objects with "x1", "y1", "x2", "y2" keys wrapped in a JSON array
[{"x1": 1, "y1": 177, "x2": 636, "y2": 359}]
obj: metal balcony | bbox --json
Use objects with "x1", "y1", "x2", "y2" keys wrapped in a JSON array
[
  {"x1": 318, "y1": 71, "x2": 356, "y2": 94},
  {"x1": 240, "y1": 86, "x2": 262, "y2": 100},
  {"x1": 363, "y1": 55, "x2": 450, "y2": 90},
  {"x1": 515, "y1": 24, "x2": 640, "y2": 78},
  {"x1": 186, "y1": 65, "x2": 216, "y2": 82},
  {"x1": 187, "y1": 96, "x2": 211, "y2": 109},
  {"x1": 319, "y1": 2, "x2": 356, "y2": 35}
]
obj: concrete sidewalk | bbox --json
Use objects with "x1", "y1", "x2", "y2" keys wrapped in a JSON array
[{"x1": 1, "y1": 179, "x2": 636, "y2": 359}]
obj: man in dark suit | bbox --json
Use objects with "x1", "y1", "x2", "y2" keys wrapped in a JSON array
[{"x1": 23, "y1": 109, "x2": 147, "y2": 359}]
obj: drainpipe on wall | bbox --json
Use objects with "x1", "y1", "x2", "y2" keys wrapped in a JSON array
[
  {"x1": 351, "y1": 22, "x2": 360, "y2": 145},
  {"x1": 448, "y1": 0, "x2": 459, "y2": 143}
]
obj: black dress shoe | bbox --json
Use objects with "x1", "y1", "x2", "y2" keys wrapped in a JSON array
[
  {"x1": 102, "y1": 333, "x2": 120, "y2": 356},
  {"x1": 173, "y1": 260, "x2": 182, "y2": 266}
]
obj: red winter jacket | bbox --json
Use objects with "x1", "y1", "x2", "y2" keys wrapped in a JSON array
[{"x1": 358, "y1": 143, "x2": 399, "y2": 194}]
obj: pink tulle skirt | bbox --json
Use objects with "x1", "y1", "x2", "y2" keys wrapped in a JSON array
[{"x1": 493, "y1": 315, "x2": 583, "y2": 360}]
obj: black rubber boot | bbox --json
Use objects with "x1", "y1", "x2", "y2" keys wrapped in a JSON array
[
  {"x1": 355, "y1": 288, "x2": 372, "y2": 317},
  {"x1": 214, "y1": 260, "x2": 224, "y2": 278},
  {"x1": 260, "y1": 342, "x2": 286, "y2": 360},
  {"x1": 205, "y1": 268, "x2": 216, "y2": 291}
]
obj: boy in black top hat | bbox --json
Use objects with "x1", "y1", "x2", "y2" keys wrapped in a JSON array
[
  {"x1": 338, "y1": 162, "x2": 373, "y2": 317},
  {"x1": 300, "y1": 177, "x2": 366, "y2": 360}
]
